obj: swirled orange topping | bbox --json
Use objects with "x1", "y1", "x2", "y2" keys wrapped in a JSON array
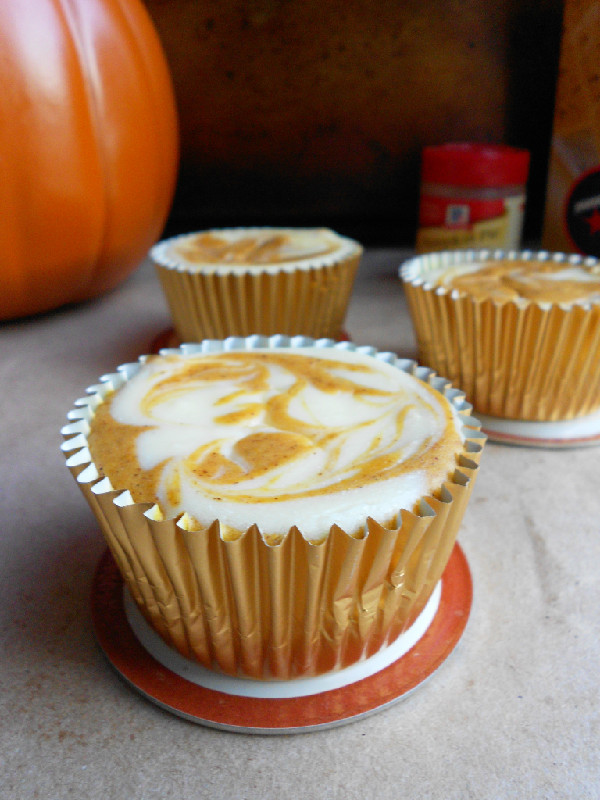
[
  {"x1": 171, "y1": 229, "x2": 339, "y2": 266},
  {"x1": 434, "y1": 258, "x2": 600, "y2": 304},
  {"x1": 87, "y1": 348, "x2": 464, "y2": 540}
]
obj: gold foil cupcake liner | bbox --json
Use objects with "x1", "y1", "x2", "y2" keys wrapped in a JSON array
[
  {"x1": 152, "y1": 231, "x2": 362, "y2": 341},
  {"x1": 62, "y1": 335, "x2": 484, "y2": 679},
  {"x1": 401, "y1": 249, "x2": 600, "y2": 421}
]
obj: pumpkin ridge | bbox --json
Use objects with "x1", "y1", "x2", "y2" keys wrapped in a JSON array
[
  {"x1": 52, "y1": 0, "x2": 111, "y2": 297},
  {"x1": 0, "y1": 0, "x2": 179, "y2": 320}
]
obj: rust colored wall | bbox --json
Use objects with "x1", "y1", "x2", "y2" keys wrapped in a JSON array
[{"x1": 145, "y1": 0, "x2": 563, "y2": 244}]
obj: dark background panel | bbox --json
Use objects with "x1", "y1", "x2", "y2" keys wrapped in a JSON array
[{"x1": 144, "y1": 0, "x2": 564, "y2": 245}]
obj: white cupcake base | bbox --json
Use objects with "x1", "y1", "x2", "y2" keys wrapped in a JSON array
[
  {"x1": 91, "y1": 544, "x2": 473, "y2": 733},
  {"x1": 124, "y1": 582, "x2": 441, "y2": 701},
  {"x1": 477, "y1": 408, "x2": 600, "y2": 448}
]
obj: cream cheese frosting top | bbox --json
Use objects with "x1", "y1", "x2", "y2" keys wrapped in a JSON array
[
  {"x1": 87, "y1": 347, "x2": 464, "y2": 541},
  {"x1": 428, "y1": 258, "x2": 600, "y2": 304},
  {"x1": 152, "y1": 228, "x2": 361, "y2": 274}
]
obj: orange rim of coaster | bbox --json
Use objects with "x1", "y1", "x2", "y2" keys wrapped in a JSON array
[
  {"x1": 90, "y1": 542, "x2": 473, "y2": 733},
  {"x1": 477, "y1": 409, "x2": 600, "y2": 448}
]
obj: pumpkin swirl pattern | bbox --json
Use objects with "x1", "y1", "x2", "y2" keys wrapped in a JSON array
[
  {"x1": 87, "y1": 348, "x2": 464, "y2": 540},
  {"x1": 163, "y1": 227, "x2": 356, "y2": 272},
  {"x1": 434, "y1": 259, "x2": 600, "y2": 304}
]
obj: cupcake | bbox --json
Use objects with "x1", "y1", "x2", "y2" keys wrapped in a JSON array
[
  {"x1": 401, "y1": 249, "x2": 600, "y2": 421},
  {"x1": 62, "y1": 335, "x2": 484, "y2": 679},
  {"x1": 151, "y1": 227, "x2": 363, "y2": 342}
]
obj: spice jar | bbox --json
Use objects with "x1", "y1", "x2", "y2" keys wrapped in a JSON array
[{"x1": 416, "y1": 143, "x2": 530, "y2": 253}]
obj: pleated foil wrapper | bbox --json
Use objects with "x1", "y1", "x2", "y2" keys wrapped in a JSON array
[
  {"x1": 401, "y1": 249, "x2": 600, "y2": 421},
  {"x1": 62, "y1": 335, "x2": 485, "y2": 679},
  {"x1": 151, "y1": 230, "x2": 363, "y2": 342}
]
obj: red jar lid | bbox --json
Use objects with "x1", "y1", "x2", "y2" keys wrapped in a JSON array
[{"x1": 421, "y1": 143, "x2": 530, "y2": 187}]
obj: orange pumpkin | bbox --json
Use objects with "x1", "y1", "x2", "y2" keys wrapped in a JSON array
[{"x1": 0, "y1": 0, "x2": 179, "y2": 320}]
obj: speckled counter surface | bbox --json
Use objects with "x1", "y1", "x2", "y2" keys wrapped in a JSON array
[{"x1": 2, "y1": 249, "x2": 599, "y2": 799}]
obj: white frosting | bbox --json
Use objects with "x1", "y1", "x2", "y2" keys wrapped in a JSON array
[
  {"x1": 437, "y1": 262, "x2": 600, "y2": 286},
  {"x1": 106, "y1": 348, "x2": 464, "y2": 540},
  {"x1": 405, "y1": 253, "x2": 600, "y2": 306},
  {"x1": 432, "y1": 262, "x2": 484, "y2": 283},
  {"x1": 532, "y1": 266, "x2": 600, "y2": 283},
  {"x1": 152, "y1": 227, "x2": 361, "y2": 274}
]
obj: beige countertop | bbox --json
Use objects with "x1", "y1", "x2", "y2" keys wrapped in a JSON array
[{"x1": 2, "y1": 248, "x2": 599, "y2": 799}]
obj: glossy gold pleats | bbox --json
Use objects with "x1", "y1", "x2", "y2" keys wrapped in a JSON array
[
  {"x1": 402, "y1": 251, "x2": 600, "y2": 420},
  {"x1": 155, "y1": 254, "x2": 361, "y2": 342},
  {"x1": 62, "y1": 343, "x2": 484, "y2": 679}
]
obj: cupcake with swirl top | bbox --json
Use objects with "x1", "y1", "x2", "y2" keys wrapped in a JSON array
[
  {"x1": 401, "y1": 249, "x2": 600, "y2": 421},
  {"x1": 62, "y1": 335, "x2": 484, "y2": 679},
  {"x1": 151, "y1": 227, "x2": 363, "y2": 342}
]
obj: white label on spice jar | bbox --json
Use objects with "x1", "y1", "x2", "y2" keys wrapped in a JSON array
[{"x1": 416, "y1": 191, "x2": 526, "y2": 253}]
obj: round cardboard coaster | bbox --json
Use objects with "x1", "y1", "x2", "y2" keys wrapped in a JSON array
[
  {"x1": 91, "y1": 544, "x2": 473, "y2": 733},
  {"x1": 124, "y1": 582, "x2": 443, "y2": 701},
  {"x1": 477, "y1": 408, "x2": 600, "y2": 448}
]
